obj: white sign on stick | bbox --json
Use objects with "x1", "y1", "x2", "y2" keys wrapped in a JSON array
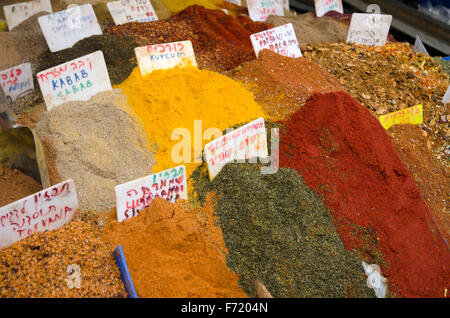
[
  {"x1": 0, "y1": 63, "x2": 34, "y2": 103},
  {"x1": 250, "y1": 23, "x2": 302, "y2": 58},
  {"x1": 279, "y1": 0, "x2": 289, "y2": 10},
  {"x1": 36, "y1": 51, "x2": 112, "y2": 110},
  {"x1": 247, "y1": 0, "x2": 284, "y2": 22},
  {"x1": 38, "y1": 4, "x2": 102, "y2": 52},
  {"x1": 0, "y1": 180, "x2": 78, "y2": 249},
  {"x1": 225, "y1": 0, "x2": 241, "y2": 5},
  {"x1": 135, "y1": 41, "x2": 197, "y2": 76},
  {"x1": 346, "y1": 13, "x2": 392, "y2": 47},
  {"x1": 107, "y1": 0, "x2": 158, "y2": 25},
  {"x1": 115, "y1": 165, "x2": 188, "y2": 222},
  {"x1": 314, "y1": 0, "x2": 343, "y2": 17},
  {"x1": 3, "y1": 0, "x2": 52, "y2": 30},
  {"x1": 443, "y1": 86, "x2": 450, "y2": 104},
  {"x1": 205, "y1": 118, "x2": 268, "y2": 180}
]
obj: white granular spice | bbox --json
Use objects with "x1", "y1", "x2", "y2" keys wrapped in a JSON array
[{"x1": 35, "y1": 89, "x2": 155, "y2": 211}]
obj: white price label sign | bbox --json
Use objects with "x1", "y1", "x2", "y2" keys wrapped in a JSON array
[
  {"x1": 115, "y1": 165, "x2": 188, "y2": 222},
  {"x1": 346, "y1": 13, "x2": 392, "y2": 47},
  {"x1": 247, "y1": 0, "x2": 284, "y2": 22},
  {"x1": 36, "y1": 51, "x2": 112, "y2": 110},
  {"x1": 107, "y1": 0, "x2": 158, "y2": 25},
  {"x1": 250, "y1": 23, "x2": 302, "y2": 58},
  {"x1": 314, "y1": 0, "x2": 343, "y2": 17},
  {"x1": 443, "y1": 86, "x2": 450, "y2": 104},
  {"x1": 135, "y1": 40, "x2": 197, "y2": 76},
  {"x1": 0, "y1": 180, "x2": 78, "y2": 249},
  {"x1": 225, "y1": 0, "x2": 241, "y2": 5},
  {"x1": 205, "y1": 118, "x2": 268, "y2": 180},
  {"x1": 3, "y1": 0, "x2": 52, "y2": 30},
  {"x1": 38, "y1": 4, "x2": 102, "y2": 52},
  {"x1": 279, "y1": 0, "x2": 289, "y2": 10},
  {"x1": 0, "y1": 63, "x2": 34, "y2": 103}
]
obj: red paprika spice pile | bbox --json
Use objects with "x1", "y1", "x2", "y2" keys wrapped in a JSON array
[{"x1": 279, "y1": 91, "x2": 449, "y2": 298}]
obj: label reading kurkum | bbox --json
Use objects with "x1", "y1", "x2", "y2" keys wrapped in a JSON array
[
  {"x1": 378, "y1": 104, "x2": 423, "y2": 130},
  {"x1": 3, "y1": 0, "x2": 52, "y2": 30},
  {"x1": 115, "y1": 165, "x2": 188, "y2": 222},
  {"x1": 135, "y1": 41, "x2": 197, "y2": 76},
  {"x1": 0, "y1": 180, "x2": 78, "y2": 249},
  {"x1": 247, "y1": 0, "x2": 284, "y2": 22},
  {"x1": 38, "y1": 4, "x2": 102, "y2": 52},
  {"x1": 250, "y1": 23, "x2": 302, "y2": 58},
  {"x1": 36, "y1": 51, "x2": 112, "y2": 110},
  {"x1": 0, "y1": 63, "x2": 34, "y2": 103},
  {"x1": 107, "y1": 0, "x2": 158, "y2": 25},
  {"x1": 346, "y1": 13, "x2": 392, "y2": 47}
]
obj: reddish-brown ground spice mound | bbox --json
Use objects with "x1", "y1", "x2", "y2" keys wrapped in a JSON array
[
  {"x1": 279, "y1": 92, "x2": 450, "y2": 298},
  {"x1": 103, "y1": 197, "x2": 247, "y2": 298},
  {"x1": 228, "y1": 49, "x2": 343, "y2": 120},
  {"x1": 0, "y1": 163, "x2": 42, "y2": 207},
  {"x1": 388, "y1": 125, "x2": 450, "y2": 245},
  {"x1": 105, "y1": 5, "x2": 272, "y2": 72}
]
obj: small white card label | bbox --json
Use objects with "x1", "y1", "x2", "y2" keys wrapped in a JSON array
[
  {"x1": 3, "y1": 0, "x2": 52, "y2": 30},
  {"x1": 279, "y1": 0, "x2": 289, "y2": 10},
  {"x1": 314, "y1": 0, "x2": 343, "y2": 17},
  {"x1": 135, "y1": 40, "x2": 197, "y2": 76},
  {"x1": 205, "y1": 118, "x2": 268, "y2": 180},
  {"x1": 346, "y1": 13, "x2": 392, "y2": 47},
  {"x1": 36, "y1": 51, "x2": 112, "y2": 110},
  {"x1": 115, "y1": 165, "x2": 188, "y2": 222},
  {"x1": 0, "y1": 180, "x2": 78, "y2": 249},
  {"x1": 0, "y1": 63, "x2": 34, "y2": 103},
  {"x1": 443, "y1": 85, "x2": 450, "y2": 104},
  {"x1": 247, "y1": 0, "x2": 284, "y2": 22},
  {"x1": 38, "y1": 4, "x2": 102, "y2": 52},
  {"x1": 107, "y1": 0, "x2": 158, "y2": 25},
  {"x1": 413, "y1": 35, "x2": 429, "y2": 56},
  {"x1": 250, "y1": 23, "x2": 302, "y2": 58},
  {"x1": 225, "y1": 0, "x2": 241, "y2": 5}
]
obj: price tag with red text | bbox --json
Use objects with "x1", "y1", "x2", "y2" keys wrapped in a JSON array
[
  {"x1": 247, "y1": 0, "x2": 284, "y2": 22},
  {"x1": 314, "y1": 0, "x2": 343, "y2": 17},
  {"x1": 3, "y1": 0, "x2": 52, "y2": 30},
  {"x1": 107, "y1": 0, "x2": 158, "y2": 25},
  {"x1": 250, "y1": 23, "x2": 302, "y2": 58},
  {"x1": 115, "y1": 165, "x2": 188, "y2": 222},
  {"x1": 0, "y1": 180, "x2": 78, "y2": 249},
  {"x1": 0, "y1": 63, "x2": 34, "y2": 103},
  {"x1": 36, "y1": 51, "x2": 112, "y2": 110},
  {"x1": 378, "y1": 104, "x2": 423, "y2": 130},
  {"x1": 135, "y1": 41, "x2": 197, "y2": 76}
]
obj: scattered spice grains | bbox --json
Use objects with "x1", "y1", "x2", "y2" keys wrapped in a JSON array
[
  {"x1": 303, "y1": 42, "x2": 449, "y2": 167},
  {"x1": 0, "y1": 220, "x2": 126, "y2": 298},
  {"x1": 192, "y1": 163, "x2": 374, "y2": 298},
  {"x1": 0, "y1": 163, "x2": 42, "y2": 207},
  {"x1": 279, "y1": 92, "x2": 450, "y2": 298},
  {"x1": 103, "y1": 198, "x2": 247, "y2": 298},
  {"x1": 228, "y1": 49, "x2": 344, "y2": 121},
  {"x1": 106, "y1": 5, "x2": 272, "y2": 72}
]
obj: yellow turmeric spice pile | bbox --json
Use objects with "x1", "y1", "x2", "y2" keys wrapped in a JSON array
[{"x1": 116, "y1": 66, "x2": 264, "y2": 180}]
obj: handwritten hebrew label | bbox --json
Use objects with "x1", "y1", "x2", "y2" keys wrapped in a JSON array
[
  {"x1": 3, "y1": 0, "x2": 52, "y2": 30},
  {"x1": 250, "y1": 23, "x2": 302, "y2": 58},
  {"x1": 205, "y1": 118, "x2": 268, "y2": 180},
  {"x1": 378, "y1": 104, "x2": 423, "y2": 130},
  {"x1": 107, "y1": 0, "x2": 158, "y2": 25},
  {"x1": 36, "y1": 51, "x2": 112, "y2": 110},
  {"x1": 314, "y1": 0, "x2": 343, "y2": 17},
  {"x1": 346, "y1": 13, "x2": 392, "y2": 47},
  {"x1": 0, "y1": 179, "x2": 78, "y2": 249},
  {"x1": 115, "y1": 165, "x2": 188, "y2": 222},
  {"x1": 0, "y1": 63, "x2": 34, "y2": 103},
  {"x1": 38, "y1": 4, "x2": 102, "y2": 52},
  {"x1": 247, "y1": 0, "x2": 284, "y2": 22},
  {"x1": 135, "y1": 41, "x2": 197, "y2": 76}
]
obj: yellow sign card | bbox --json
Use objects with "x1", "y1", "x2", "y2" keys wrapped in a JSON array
[{"x1": 378, "y1": 104, "x2": 423, "y2": 130}]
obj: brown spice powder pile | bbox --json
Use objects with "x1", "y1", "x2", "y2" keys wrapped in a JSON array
[
  {"x1": 103, "y1": 197, "x2": 247, "y2": 298},
  {"x1": 0, "y1": 163, "x2": 41, "y2": 207},
  {"x1": 0, "y1": 220, "x2": 126, "y2": 298},
  {"x1": 227, "y1": 49, "x2": 344, "y2": 121},
  {"x1": 105, "y1": 5, "x2": 272, "y2": 73}
]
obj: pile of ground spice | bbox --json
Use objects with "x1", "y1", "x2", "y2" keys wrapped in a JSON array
[
  {"x1": 266, "y1": 12, "x2": 348, "y2": 50},
  {"x1": 279, "y1": 91, "x2": 450, "y2": 298},
  {"x1": 227, "y1": 49, "x2": 343, "y2": 121},
  {"x1": 0, "y1": 219, "x2": 125, "y2": 298},
  {"x1": 34, "y1": 90, "x2": 155, "y2": 212},
  {"x1": 105, "y1": 5, "x2": 272, "y2": 72},
  {"x1": 388, "y1": 124, "x2": 450, "y2": 245},
  {"x1": 116, "y1": 66, "x2": 264, "y2": 179},
  {"x1": 434, "y1": 56, "x2": 450, "y2": 77},
  {"x1": 103, "y1": 197, "x2": 247, "y2": 298},
  {"x1": 0, "y1": 163, "x2": 41, "y2": 207},
  {"x1": 304, "y1": 42, "x2": 449, "y2": 167},
  {"x1": 191, "y1": 163, "x2": 374, "y2": 298}
]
